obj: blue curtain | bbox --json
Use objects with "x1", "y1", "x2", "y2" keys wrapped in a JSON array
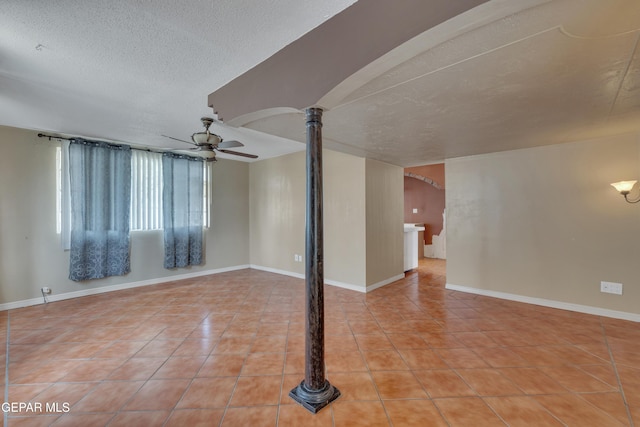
[
  {"x1": 162, "y1": 153, "x2": 204, "y2": 268},
  {"x1": 68, "y1": 139, "x2": 132, "y2": 281}
]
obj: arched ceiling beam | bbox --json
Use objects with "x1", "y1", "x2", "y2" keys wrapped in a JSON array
[{"x1": 208, "y1": 0, "x2": 488, "y2": 122}]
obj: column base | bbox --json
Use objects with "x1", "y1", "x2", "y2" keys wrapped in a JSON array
[{"x1": 289, "y1": 380, "x2": 341, "y2": 414}]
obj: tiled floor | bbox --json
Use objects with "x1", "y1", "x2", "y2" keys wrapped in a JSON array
[{"x1": 2, "y1": 259, "x2": 639, "y2": 426}]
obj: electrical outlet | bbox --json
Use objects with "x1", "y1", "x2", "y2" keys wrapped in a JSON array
[
  {"x1": 600, "y1": 281, "x2": 623, "y2": 295},
  {"x1": 412, "y1": 208, "x2": 418, "y2": 213},
  {"x1": 294, "y1": 254, "x2": 303, "y2": 262},
  {"x1": 41, "y1": 287, "x2": 51, "y2": 295}
]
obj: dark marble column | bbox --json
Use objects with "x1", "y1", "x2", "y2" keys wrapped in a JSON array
[{"x1": 289, "y1": 107, "x2": 340, "y2": 413}]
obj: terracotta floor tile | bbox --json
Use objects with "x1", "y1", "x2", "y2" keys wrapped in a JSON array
[
  {"x1": 453, "y1": 331, "x2": 498, "y2": 347},
  {"x1": 355, "y1": 333, "x2": 395, "y2": 351},
  {"x1": 436, "y1": 348, "x2": 489, "y2": 369},
  {"x1": 212, "y1": 336, "x2": 254, "y2": 354},
  {"x1": 498, "y1": 367, "x2": 568, "y2": 394},
  {"x1": 250, "y1": 335, "x2": 287, "y2": 353},
  {"x1": 414, "y1": 369, "x2": 476, "y2": 398},
  {"x1": 371, "y1": 371, "x2": 428, "y2": 399},
  {"x1": 32, "y1": 382, "x2": 98, "y2": 412},
  {"x1": 107, "y1": 410, "x2": 170, "y2": 427},
  {"x1": 386, "y1": 333, "x2": 430, "y2": 349},
  {"x1": 434, "y1": 397, "x2": 506, "y2": 426},
  {"x1": 484, "y1": 396, "x2": 564, "y2": 426},
  {"x1": 630, "y1": 405, "x2": 640, "y2": 425},
  {"x1": 398, "y1": 348, "x2": 448, "y2": 370},
  {"x1": 333, "y1": 400, "x2": 390, "y2": 427},
  {"x1": 72, "y1": 381, "x2": 144, "y2": 412},
  {"x1": 280, "y1": 374, "x2": 303, "y2": 404},
  {"x1": 7, "y1": 415, "x2": 61, "y2": 427},
  {"x1": 123, "y1": 378, "x2": 190, "y2": 411},
  {"x1": 618, "y1": 366, "x2": 640, "y2": 406},
  {"x1": 277, "y1": 403, "x2": 334, "y2": 427},
  {"x1": 256, "y1": 321, "x2": 289, "y2": 335},
  {"x1": 286, "y1": 334, "x2": 305, "y2": 352},
  {"x1": 48, "y1": 413, "x2": 116, "y2": 426},
  {"x1": 177, "y1": 376, "x2": 237, "y2": 409},
  {"x1": 348, "y1": 320, "x2": 384, "y2": 335},
  {"x1": 362, "y1": 350, "x2": 410, "y2": 371},
  {"x1": 468, "y1": 346, "x2": 530, "y2": 368},
  {"x1": 455, "y1": 368, "x2": 523, "y2": 396},
  {"x1": 155, "y1": 325, "x2": 198, "y2": 339},
  {"x1": 241, "y1": 352, "x2": 285, "y2": 375},
  {"x1": 59, "y1": 358, "x2": 124, "y2": 383},
  {"x1": 421, "y1": 332, "x2": 465, "y2": 348},
  {"x1": 325, "y1": 334, "x2": 359, "y2": 352},
  {"x1": 326, "y1": 372, "x2": 379, "y2": 401},
  {"x1": 4, "y1": 260, "x2": 637, "y2": 426},
  {"x1": 8, "y1": 384, "x2": 54, "y2": 402},
  {"x1": 483, "y1": 330, "x2": 532, "y2": 347},
  {"x1": 94, "y1": 340, "x2": 148, "y2": 358},
  {"x1": 545, "y1": 344, "x2": 610, "y2": 365},
  {"x1": 540, "y1": 365, "x2": 617, "y2": 393},
  {"x1": 384, "y1": 399, "x2": 448, "y2": 426},
  {"x1": 326, "y1": 350, "x2": 368, "y2": 373},
  {"x1": 165, "y1": 409, "x2": 225, "y2": 427},
  {"x1": 172, "y1": 338, "x2": 218, "y2": 356},
  {"x1": 535, "y1": 394, "x2": 627, "y2": 426},
  {"x1": 580, "y1": 392, "x2": 633, "y2": 426},
  {"x1": 12, "y1": 359, "x2": 79, "y2": 384},
  {"x1": 577, "y1": 364, "x2": 620, "y2": 388},
  {"x1": 107, "y1": 357, "x2": 167, "y2": 380},
  {"x1": 284, "y1": 351, "x2": 305, "y2": 374},
  {"x1": 229, "y1": 375, "x2": 282, "y2": 406},
  {"x1": 197, "y1": 353, "x2": 246, "y2": 377},
  {"x1": 153, "y1": 355, "x2": 206, "y2": 379},
  {"x1": 221, "y1": 405, "x2": 278, "y2": 427},
  {"x1": 578, "y1": 342, "x2": 613, "y2": 361}
]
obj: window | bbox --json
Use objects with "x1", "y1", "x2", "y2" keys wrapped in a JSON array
[
  {"x1": 130, "y1": 150, "x2": 163, "y2": 231},
  {"x1": 56, "y1": 144, "x2": 211, "y2": 238}
]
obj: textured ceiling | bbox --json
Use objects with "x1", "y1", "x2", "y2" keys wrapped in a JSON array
[
  {"x1": 218, "y1": 0, "x2": 640, "y2": 166},
  {"x1": 3, "y1": 0, "x2": 640, "y2": 166},
  {"x1": 0, "y1": 0, "x2": 356, "y2": 160}
]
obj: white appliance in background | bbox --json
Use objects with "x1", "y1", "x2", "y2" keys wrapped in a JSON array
[{"x1": 403, "y1": 223, "x2": 425, "y2": 271}]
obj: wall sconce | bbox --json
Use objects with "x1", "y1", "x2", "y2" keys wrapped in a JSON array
[{"x1": 610, "y1": 180, "x2": 640, "y2": 203}]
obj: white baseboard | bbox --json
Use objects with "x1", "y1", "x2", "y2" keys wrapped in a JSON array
[
  {"x1": 367, "y1": 273, "x2": 406, "y2": 292},
  {"x1": 0, "y1": 265, "x2": 250, "y2": 312},
  {"x1": 446, "y1": 283, "x2": 640, "y2": 322},
  {"x1": 249, "y1": 265, "x2": 305, "y2": 280},
  {"x1": 249, "y1": 264, "x2": 373, "y2": 293}
]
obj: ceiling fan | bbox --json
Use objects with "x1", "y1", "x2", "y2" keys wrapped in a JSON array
[{"x1": 162, "y1": 117, "x2": 258, "y2": 161}]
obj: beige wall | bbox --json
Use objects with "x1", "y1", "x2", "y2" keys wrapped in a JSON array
[
  {"x1": 446, "y1": 133, "x2": 640, "y2": 315},
  {"x1": 0, "y1": 125, "x2": 250, "y2": 306},
  {"x1": 249, "y1": 151, "x2": 306, "y2": 275},
  {"x1": 366, "y1": 159, "x2": 404, "y2": 288},
  {"x1": 249, "y1": 150, "x2": 367, "y2": 288}
]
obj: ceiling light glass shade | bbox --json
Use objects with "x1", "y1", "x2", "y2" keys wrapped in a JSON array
[
  {"x1": 201, "y1": 150, "x2": 216, "y2": 159},
  {"x1": 610, "y1": 180, "x2": 637, "y2": 193},
  {"x1": 191, "y1": 132, "x2": 221, "y2": 145}
]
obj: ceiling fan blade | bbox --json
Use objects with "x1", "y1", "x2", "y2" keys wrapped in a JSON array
[
  {"x1": 218, "y1": 148, "x2": 258, "y2": 159},
  {"x1": 218, "y1": 140, "x2": 244, "y2": 149},
  {"x1": 161, "y1": 134, "x2": 196, "y2": 146}
]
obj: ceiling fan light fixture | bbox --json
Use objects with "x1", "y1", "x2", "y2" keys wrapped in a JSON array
[
  {"x1": 191, "y1": 131, "x2": 221, "y2": 146},
  {"x1": 201, "y1": 150, "x2": 216, "y2": 159}
]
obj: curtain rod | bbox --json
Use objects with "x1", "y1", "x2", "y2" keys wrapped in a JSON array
[{"x1": 37, "y1": 132, "x2": 186, "y2": 156}]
